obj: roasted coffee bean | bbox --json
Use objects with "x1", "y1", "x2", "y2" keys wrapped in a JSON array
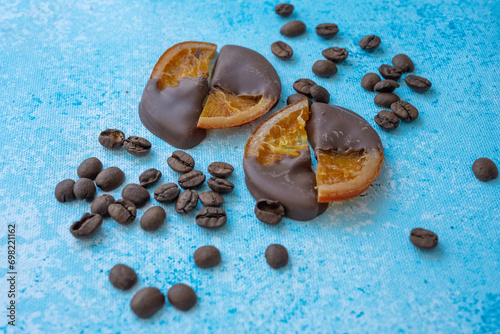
[
  {"x1": 154, "y1": 183, "x2": 180, "y2": 203},
  {"x1": 73, "y1": 178, "x2": 96, "y2": 202},
  {"x1": 359, "y1": 35, "x2": 381, "y2": 50},
  {"x1": 207, "y1": 177, "x2": 234, "y2": 194},
  {"x1": 199, "y1": 191, "x2": 224, "y2": 207},
  {"x1": 322, "y1": 47, "x2": 348, "y2": 63},
  {"x1": 195, "y1": 207, "x2": 227, "y2": 229},
  {"x1": 139, "y1": 168, "x2": 162, "y2": 187},
  {"x1": 392, "y1": 54, "x2": 414, "y2": 72},
  {"x1": 374, "y1": 92, "x2": 400, "y2": 107},
  {"x1": 310, "y1": 85, "x2": 330, "y2": 103},
  {"x1": 271, "y1": 41, "x2": 293, "y2": 59},
  {"x1": 122, "y1": 184, "x2": 150, "y2": 208},
  {"x1": 379, "y1": 64, "x2": 403, "y2": 80},
  {"x1": 472, "y1": 158, "x2": 498, "y2": 182},
  {"x1": 108, "y1": 199, "x2": 137, "y2": 225},
  {"x1": 265, "y1": 244, "x2": 288, "y2": 269},
  {"x1": 280, "y1": 20, "x2": 306, "y2": 37},
  {"x1": 374, "y1": 110, "x2": 400, "y2": 131},
  {"x1": 91, "y1": 194, "x2": 115, "y2": 217},
  {"x1": 315, "y1": 23, "x2": 339, "y2": 39},
  {"x1": 175, "y1": 190, "x2": 198, "y2": 214},
  {"x1": 168, "y1": 284, "x2": 197, "y2": 311},
  {"x1": 312, "y1": 60, "x2": 337, "y2": 77},
  {"x1": 55, "y1": 179, "x2": 76, "y2": 203},
  {"x1": 194, "y1": 246, "x2": 221, "y2": 268},
  {"x1": 391, "y1": 101, "x2": 418, "y2": 122},
  {"x1": 208, "y1": 162, "x2": 234, "y2": 178},
  {"x1": 287, "y1": 93, "x2": 312, "y2": 106},
  {"x1": 109, "y1": 264, "x2": 137, "y2": 290},
  {"x1": 98, "y1": 129, "x2": 125, "y2": 149},
  {"x1": 77, "y1": 157, "x2": 103, "y2": 180},
  {"x1": 274, "y1": 3, "x2": 293, "y2": 17},
  {"x1": 123, "y1": 136, "x2": 151, "y2": 156},
  {"x1": 167, "y1": 150, "x2": 195, "y2": 173},
  {"x1": 293, "y1": 78, "x2": 317, "y2": 96},
  {"x1": 70, "y1": 213, "x2": 103, "y2": 239},
  {"x1": 405, "y1": 75, "x2": 432, "y2": 92},
  {"x1": 410, "y1": 228, "x2": 438, "y2": 250},
  {"x1": 255, "y1": 199, "x2": 285, "y2": 225},
  {"x1": 178, "y1": 170, "x2": 205, "y2": 189},
  {"x1": 95, "y1": 167, "x2": 125, "y2": 191},
  {"x1": 374, "y1": 80, "x2": 400, "y2": 92},
  {"x1": 361, "y1": 73, "x2": 381, "y2": 91},
  {"x1": 131, "y1": 287, "x2": 165, "y2": 319},
  {"x1": 140, "y1": 206, "x2": 166, "y2": 231}
]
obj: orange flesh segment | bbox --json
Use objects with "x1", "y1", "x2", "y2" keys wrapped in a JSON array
[{"x1": 316, "y1": 150, "x2": 367, "y2": 184}]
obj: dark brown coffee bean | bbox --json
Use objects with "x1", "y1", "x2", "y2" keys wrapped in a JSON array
[
  {"x1": 70, "y1": 213, "x2": 103, "y2": 239},
  {"x1": 322, "y1": 47, "x2": 348, "y2": 63},
  {"x1": 178, "y1": 170, "x2": 205, "y2": 189},
  {"x1": 287, "y1": 94, "x2": 312, "y2": 106},
  {"x1": 374, "y1": 110, "x2": 400, "y2": 131},
  {"x1": 123, "y1": 136, "x2": 151, "y2": 156},
  {"x1": 310, "y1": 85, "x2": 330, "y2": 103},
  {"x1": 131, "y1": 287, "x2": 165, "y2": 319},
  {"x1": 391, "y1": 101, "x2": 418, "y2": 122},
  {"x1": 95, "y1": 167, "x2": 125, "y2": 191},
  {"x1": 139, "y1": 168, "x2": 162, "y2": 187},
  {"x1": 140, "y1": 206, "x2": 166, "y2": 231},
  {"x1": 410, "y1": 228, "x2": 438, "y2": 250},
  {"x1": 255, "y1": 199, "x2": 285, "y2": 225},
  {"x1": 154, "y1": 183, "x2": 180, "y2": 203},
  {"x1": 315, "y1": 23, "x2": 339, "y2": 39},
  {"x1": 108, "y1": 199, "x2": 137, "y2": 225},
  {"x1": 359, "y1": 35, "x2": 381, "y2": 50},
  {"x1": 379, "y1": 64, "x2": 403, "y2": 80},
  {"x1": 405, "y1": 75, "x2": 432, "y2": 92},
  {"x1": 195, "y1": 207, "x2": 227, "y2": 229},
  {"x1": 208, "y1": 162, "x2": 234, "y2": 178},
  {"x1": 207, "y1": 177, "x2": 234, "y2": 194},
  {"x1": 55, "y1": 179, "x2": 76, "y2": 203},
  {"x1": 167, "y1": 284, "x2": 197, "y2": 311},
  {"x1": 98, "y1": 129, "x2": 125, "y2": 149},
  {"x1": 198, "y1": 191, "x2": 224, "y2": 207},
  {"x1": 312, "y1": 60, "x2": 337, "y2": 77},
  {"x1": 374, "y1": 92, "x2": 400, "y2": 107},
  {"x1": 73, "y1": 178, "x2": 96, "y2": 202},
  {"x1": 293, "y1": 78, "x2": 317, "y2": 96},
  {"x1": 361, "y1": 73, "x2": 381, "y2": 91},
  {"x1": 167, "y1": 150, "x2": 195, "y2": 173},
  {"x1": 109, "y1": 264, "x2": 137, "y2": 290},
  {"x1": 374, "y1": 80, "x2": 400, "y2": 92},
  {"x1": 472, "y1": 158, "x2": 498, "y2": 182},
  {"x1": 392, "y1": 54, "x2": 414, "y2": 73},
  {"x1": 122, "y1": 183, "x2": 150, "y2": 208},
  {"x1": 175, "y1": 190, "x2": 198, "y2": 214},
  {"x1": 90, "y1": 194, "x2": 115, "y2": 217},
  {"x1": 77, "y1": 157, "x2": 103, "y2": 180},
  {"x1": 265, "y1": 244, "x2": 288, "y2": 269},
  {"x1": 280, "y1": 20, "x2": 306, "y2": 37},
  {"x1": 194, "y1": 246, "x2": 221, "y2": 268},
  {"x1": 274, "y1": 3, "x2": 293, "y2": 17},
  {"x1": 271, "y1": 41, "x2": 293, "y2": 59}
]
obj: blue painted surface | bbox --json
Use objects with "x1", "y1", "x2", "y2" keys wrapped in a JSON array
[{"x1": 0, "y1": 0, "x2": 499, "y2": 333}]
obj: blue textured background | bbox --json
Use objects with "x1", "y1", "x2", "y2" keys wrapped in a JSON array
[{"x1": 1, "y1": 0, "x2": 499, "y2": 333}]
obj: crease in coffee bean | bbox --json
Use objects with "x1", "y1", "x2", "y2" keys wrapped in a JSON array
[
  {"x1": 70, "y1": 213, "x2": 103, "y2": 239},
  {"x1": 175, "y1": 190, "x2": 198, "y2": 214},
  {"x1": 154, "y1": 183, "x2": 181, "y2": 203},
  {"x1": 195, "y1": 207, "x2": 227, "y2": 229},
  {"x1": 168, "y1": 151, "x2": 195, "y2": 173},
  {"x1": 178, "y1": 170, "x2": 205, "y2": 189},
  {"x1": 207, "y1": 177, "x2": 234, "y2": 194}
]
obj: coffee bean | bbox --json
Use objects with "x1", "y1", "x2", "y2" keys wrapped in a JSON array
[
  {"x1": 139, "y1": 168, "x2": 162, "y2": 187},
  {"x1": 322, "y1": 47, "x2": 348, "y2": 63},
  {"x1": 410, "y1": 228, "x2": 438, "y2": 250},
  {"x1": 55, "y1": 179, "x2": 76, "y2": 203},
  {"x1": 108, "y1": 199, "x2": 137, "y2": 225},
  {"x1": 109, "y1": 264, "x2": 137, "y2": 290},
  {"x1": 140, "y1": 206, "x2": 166, "y2": 231},
  {"x1": 472, "y1": 158, "x2": 498, "y2": 182},
  {"x1": 90, "y1": 194, "x2": 115, "y2": 217},
  {"x1": 73, "y1": 178, "x2": 96, "y2": 202},
  {"x1": 195, "y1": 207, "x2": 227, "y2": 229},
  {"x1": 271, "y1": 41, "x2": 293, "y2": 59},
  {"x1": 95, "y1": 167, "x2": 125, "y2": 191},
  {"x1": 131, "y1": 287, "x2": 165, "y2": 319},
  {"x1": 207, "y1": 177, "x2": 234, "y2": 194},
  {"x1": 154, "y1": 183, "x2": 180, "y2": 203},
  {"x1": 391, "y1": 101, "x2": 418, "y2": 122},
  {"x1": 198, "y1": 191, "x2": 224, "y2": 207},
  {"x1": 208, "y1": 162, "x2": 234, "y2": 178},
  {"x1": 312, "y1": 60, "x2": 337, "y2": 77},
  {"x1": 194, "y1": 246, "x2": 221, "y2": 268},
  {"x1": 265, "y1": 244, "x2": 288, "y2": 269},
  {"x1": 77, "y1": 157, "x2": 103, "y2": 180},
  {"x1": 315, "y1": 23, "x2": 339, "y2": 39},
  {"x1": 310, "y1": 85, "x2": 330, "y2": 103},
  {"x1": 255, "y1": 199, "x2": 285, "y2": 225},
  {"x1": 405, "y1": 75, "x2": 432, "y2": 92},
  {"x1": 379, "y1": 64, "x2": 403, "y2": 80},
  {"x1": 361, "y1": 73, "x2": 381, "y2": 91},
  {"x1": 374, "y1": 110, "x2": 400, "y2": 131},
  {"x1": 280, "y1": 20, "x2": 306, "y2": 37},
  {"x1": 175, "y1": 190, "x2": 198, "y2": 214},
  {"x1": 178, "y1": 170, "x2": 205, "y2": 189},
  {"x1": 70, "y1": 213, "x2": 103, "y2": 239},
  {"x1": 274, "y1": 3, "x2": 293, "y2": 17},
  {"x1": 359, "y1": 35, "x2": 381, "y2": 50},
  {"x1": 167, "y1": 150, "x2": 195, "y2": 173},
  {"x1": 123, "y1": 136, "x2": 151, "y2": 156},
  {"x1": 98, "y1": 129, "x2": 125, "y2": 149},
  {"x1": 374, "y1": 80, "x2": 400, "y2": 92},
  {"x1": 287, "y1": 94, "x2": 312, "y2": 106},
  {"x1": 392, "y1": 54, "x2": 415, "y2": 73},
  {"x1": 374, "y1": 92, "x2": 400, "y2": 107},
  {"x1": 167, "y1": 284, "x2": 197, "y2": 311},
  {"x1": 293, "y1": 78, "x2": 317, "y2": 96},
  {"x1": 122, "y1": 184, "x2": 150, "y2": 208}
]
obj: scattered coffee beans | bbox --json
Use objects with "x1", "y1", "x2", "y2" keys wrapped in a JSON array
[
  {"x1": 374, "y1": 110, "x2": 400, "y2": 131},
  {"x1": 379, "y1": 64, "x2": 403, "y2": 81},
  {"x1": 175, "y1": 190, "x2": 199, "y2": 214},
  {"x1": 271, "y1": 41, "x2": 293, "y2": 59},
  {"x1": 122, "y1": 184, "x2": 150, "y2": 208},
  {"x1": 392, "y1": 54, "x2": 414, "y2": 73},
  {"x1": 207, "y1": 177, "x2": 234, "y2": 194},
  {"x1": 405, "y1": 75, "x2": 432, "y2": 92},
  {"x1": 199, "y1": 191, "x2": 224, "y2": 207},
  {"x1": 139, "y1": 168, "x2": 162, "y2": 187},
  {"x1": 374, "y1": 80, "x2": 400, "y2": 92},
  {"x1": 130, "y1": 287, "x2": 165, "y2": 319},
  {"x1": 195, "y1": 207, "x2": 227, "y2": 229},
  {"x1": 55, "y1": 179, "x2": 76, "y2": 203},
  {"x1": 208, "y1": 162, "x2": 234, "y2": 178},
  {"x1": 315, "y1": 23, "x2": 339, "y2": 39},
  {"x1": 140, "y1": 206, "x2": 166, "y2": 231},
  {"x1": 361, "y1": 73, "x2": 381, "y2": 91},
  {"x1": 167, "y1": 284, "x2": 197, "y2": 311},
  {"x1": 178, "y1": 170, "x2": 205, "y2": 189},
  {"x1": 359, "y1": 35, "x2": 381, "y2": 50},
  {"x1": 265, "y1": 244, "x2": 289, "y2": 269},
  {"x1": 310, "y1": 85, "x2": 330, "y2": 103},
  {"x1": 73, "y1": 178, "x2": 96, "y2": 202},
  {"x1": 293, "y1": 78, "x2": 317, "y2": 96},
  {"x1": 95, "y1": 167, "x2": 125, "y2": 191},
  {"x1": 255, "y1": 199, "x2": 285, "y2": 225},
  {"x1": 109, "y1": 264, "x2": 137, "y2": 290},
  {"x1": 123, "y1": 136, "x2": 151, "y2": 156},
  {"x1": 280, "y1": 20, "x2": 306, "y2": 37},
  {"x1": 374, "y1": 92, "x2": 400, "y2": 107},
  {"x1": 90, "y1": 194, "x2": 115, "y2": 217},
  {"x1": 322, "y1": 47, "x2": 348, "y2": 63},
  {"x1": 70, "y1": 213, "x2": 103, "y2": 239},
  {"x1": 472, "y1": 158, "x2": 498, "y2": 182},
  {"x1": 108, "y1": 199, "x2": 137, "y2": 225},
  {"x1": 391, "y1": 101, "x2": 419, "y2": 122},
  {"x1": 154, "y1": 183, "x2": 181, "y2": 203},
  {"x1": 98, "y1": 129, "x2": 125, "y2": 149},
  {"x1": 274, "y1": 3, "x2": 294, "y2": 17},
  {"x1": 312, "y1": 60, "x2": 337, "y2": 77},
  {"x1": 287, "y1": 93, "x2": 312, "y2": 106},
  {"x1": 410, "y1": 228, "x2": 438, "y2": 250},
  {"x1": 77, "y1": 157, "x2": 103, "y2": 180},
  {"x1": 193, "y1": 246, "x2": 221, "y2": 268},
  {"x1": 167, "y1": 150, "x2": 195, "y2": 173}
]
